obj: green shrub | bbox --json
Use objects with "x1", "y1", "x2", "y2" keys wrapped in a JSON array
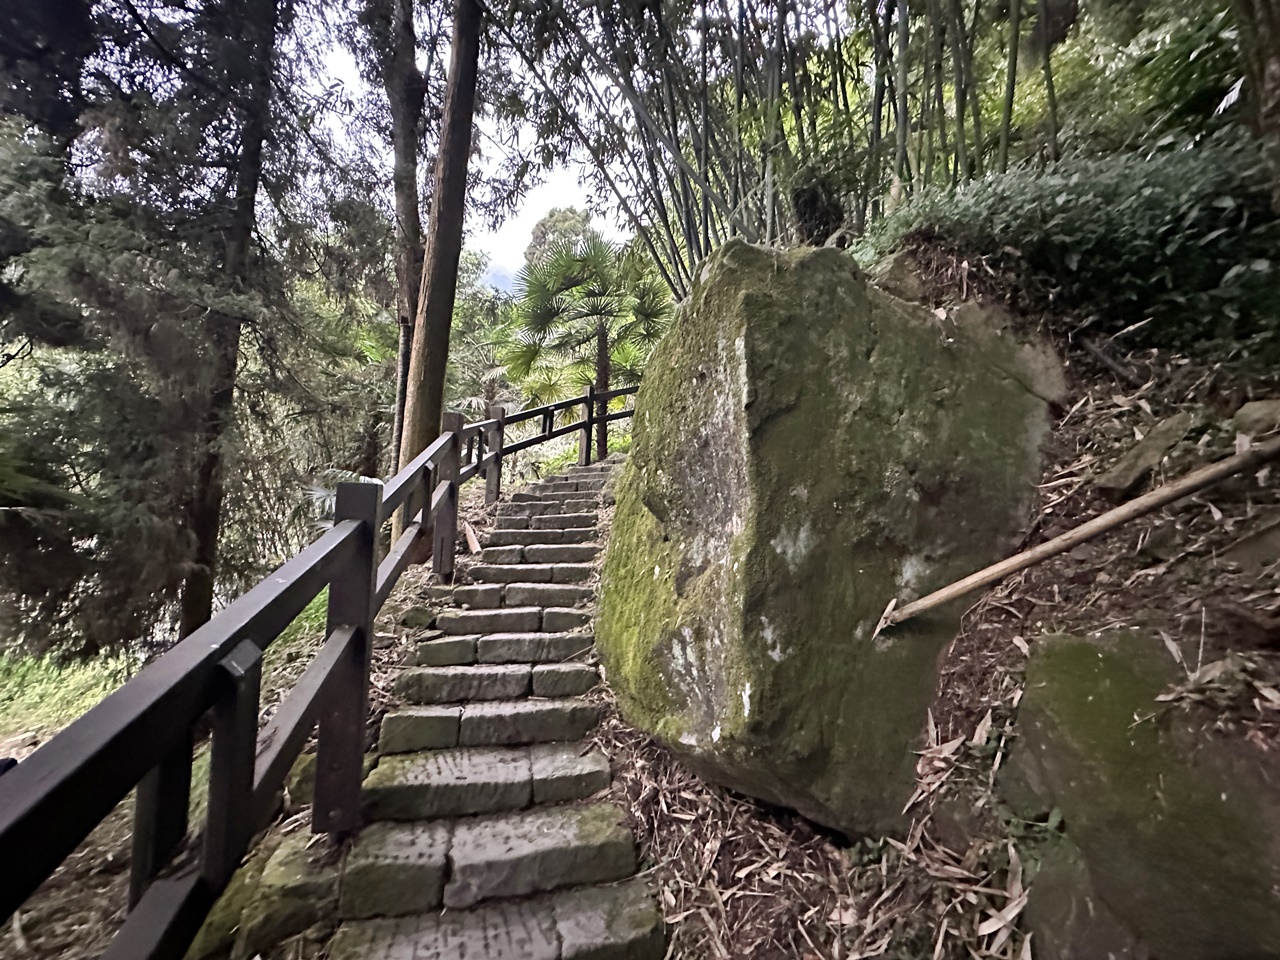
[{"x1": 860, "y1": 129, "x2": 1280, "y2": 345}]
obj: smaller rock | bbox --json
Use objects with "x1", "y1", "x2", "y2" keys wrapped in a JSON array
[
  {"x1": 530, "y1": 743, "x2": 611, "y2": 803},
  {"x1": 339, "y1": 821, "x2": 450, "y2": 919},
  {"x1": 379, "y1": 706, "x2": 461, "y2": 753},
  {"x1": 453, "y1": 584, "x2": 503, "y2": 609},
  {"x1": 285, "y1": 752, "x2": 316, "y2": 814},
  {"x1": 532, "y1": 663, "x2": 598, "y2": 697},
  {"x1": 1233, "y1": 399, "x2": 1280, "y2": 436},
  {"x1": 233, "y1": 831, "x2": 339, "y2": 959},
  {"x1": 414, "y1": 636, "x2": 477, "y2": 666},
  {"x1": 868, "y1": 248, "x2": 929, "y2": 303},
  {"x1": 1095, "y1": 412, "x2": 1195, "y2": 501},
  {"x1": 544, "y1": 607, "x2": 591, "y2": 632},
  {"x1": 398, "y1": 607, "x2": 436, "y2": 629},
  {"x1": 552, "y1": 878, "x2": 667, "y2": 960}
]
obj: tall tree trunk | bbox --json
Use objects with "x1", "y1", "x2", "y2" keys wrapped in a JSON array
[
  {"x1": 398, "y1": 0, "x2": 482, "y2": 471},
  {"x1": 178, "y1": 0, "x2": 278, "y2": 638},
  {"x1": 1038, "y1": 0, "x2": 1059, "y2": 161},
  {"x1": 895, "y1": 0, "x2": 910, "y2": 188},
  {"x1": 594, "y1": 322, "x2": 609, "y2": 460},
  {"x1": 998, "y1": 0, "x2": 1020, "y2": 172},
  {"x1": 376, "y1": 0, "x2": 426, "y2": 475},
  {"x1": 1232, "y1": 0, "x2": 1280, "y2": 211}
]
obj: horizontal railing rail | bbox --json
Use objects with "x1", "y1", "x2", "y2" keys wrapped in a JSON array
[{"x1": 0, "y1": 384, "x2": 637, "y2": 960}]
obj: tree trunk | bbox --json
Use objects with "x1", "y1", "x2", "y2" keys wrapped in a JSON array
[
  {"x1": 895, "y1": 0, "x2": 910, "y2": 188},
  {"x1": 998, "y1": 0, "x2": 1020, "y2": 172},
  {"x1": 178, "y1": 0, "x2": 279, "y2": 638},
  {"x1": 378, "y1": 0, "x2": 427, "y2": 475},
  {"x1": 1232, "y1": 0, "x2": 1280, "y2": 211},
  {"x1": 1038, "y1": 0, "x2": 1059, "y2": 161},
  {"x1": 398, "y1": 0, "x2": 482, "y2": 471},
  {"x1": 594, "y1": 322, "x2": 609, "y2": 460}
]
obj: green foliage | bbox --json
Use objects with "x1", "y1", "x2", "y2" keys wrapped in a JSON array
[
  {"x1": 524, "y1": 207, "x2": 592, "y2": 266},
  {"x1": 506, "y1": 230, "x2": 671, "y2": 405},
  {"x1": 862, "y1": 129, "x2": 1280, "y2": 344},
  {"x1": 0, "y1": 650, "x2": 134, "y2": 740}
]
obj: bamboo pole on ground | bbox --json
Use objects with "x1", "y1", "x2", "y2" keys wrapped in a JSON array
[{"x1": 876, "y1": 435, "x2": 1280, "y2": 635}]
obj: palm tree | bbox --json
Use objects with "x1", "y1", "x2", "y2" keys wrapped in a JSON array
[{"x1": 505, "y1": 231, "x2": 671, "y2": 457}]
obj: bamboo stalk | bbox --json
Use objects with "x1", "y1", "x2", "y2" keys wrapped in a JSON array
[{"x1": 882, "y1": 435, "x2": 1280, "y2": 630}]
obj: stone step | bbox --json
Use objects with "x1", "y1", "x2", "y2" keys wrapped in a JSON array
[
  {"x1": 497, "y1": 498, "x2": 597, "y2": 517},
  {"x1": 416, "y1": 631, "x2": 593, "y2": 667},
  {"x1": 485, "y1": 528, "x2": 597, "y2": 547},
  {"x1": 527, "y1": 491, "x2": 601, "y2": 505},
  {"x1": 436, "y1": 606, "x2": 542, "y2": 635},
  {"x1": 532, "y1": 663, "x2": 599, "y2": 698},
  {"x1": 395, "y1": 664, "x2": 531, "y2": 704},
  {"x1": 328, "y1": 878, "x2": 664, "y2": 960},
  {"x1": 503, "y1": 583, "x2": 594, "y2": 608},
  {"x1": 379, "y1": 699, "x2": 600, "y2": 753},
  {"x1": 531, "y1": 513, "x2": 597, "y2": 530},
  {"x1": 495, "y1": 513, "x2": 597, "y2": 532},
  {"x1": 361, "y1": 743, "x2": 610, "y2": 821},
  {"x1": 470, "y1": 563, "x2": 594, "y2": 585},
  {"x1": 523, "y1": 544, "x2": 600, "y2": 564},
  {"x1": 444, "y1": 802, "x2": 635, "y2": 909},
  {"x1": 543, "y1": 607, "x2": 592, "y2": 632},
  {"x1": 339, "y1": 820, "x2": 450, "y2": 920},
  {"x1": 452, "y1": 583, "x2": 502, "y2": 609}
]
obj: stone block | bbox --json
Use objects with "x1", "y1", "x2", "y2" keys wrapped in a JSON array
[
  {"x1": 531, "y1": 743, "x2": 611, "y2": 803},
  {"x1": 453, "y1": 584, "x2": 503, "y2": 609},
  {"x1": 532, "y1": 663, "x2": 598, "y2": 698},
  {"x1": 544, "y1": 607, "x2": 591, "y2": 632},
  {"x1": 524, "y1": 544, "x2": 600, "y2": 564},
  {"x1": 413, "y1": 636, "x2": 476, "y2": 666},
  {"x1": 551, "y1": 563, "x2": 595, "y2": 584},
  {"x1": 328, "y1": 900, "x2": 559, "y2": 960},
  {"x1": 479, "y1": 545, "x2": 524, "y2": 564},
  {"x1": 471, "y1": 563, "x2": 554, "y2": 583},
  {"x1": 460, "y1": 700, "x2": 600, "y2": 747},
  {"x1": 531, "y1": 513, "x2": 596, "y2": 530},
  {"x1": 393, "y1": 664, "x2": 531, "y2": 704},
  {"x1": 477, "y1": 632, "x2": 593, "y2": 664},
  {"x1": 505, "y1": 583, "x2": 593, "y2": 608},
  {"x1": 552, "y1": 878, "x2": 667, "y2": 960},
  {"x1": 443, "y1": 803, "x2": 635, "y2": 909},
  {"x1": 361, "y1": 747, "x2": 532, "y2": 821},
  {"x1": 339, "y1": 821, "x2": 450, "y2": 919},
  {"x1": 436, "y1": 607, "x2": 541, "y2": 635},
  {"x1": 379, "y1": 706, "x2": 461, "y2": 754}
]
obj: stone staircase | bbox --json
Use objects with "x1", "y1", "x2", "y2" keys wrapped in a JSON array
[{"x1": 328, "y1": 460, "x2": 665, "y2": 960}]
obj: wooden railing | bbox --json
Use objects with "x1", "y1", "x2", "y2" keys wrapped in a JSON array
[{"x1": 0, "y1": 386, "x2": 637, "y2": 960}]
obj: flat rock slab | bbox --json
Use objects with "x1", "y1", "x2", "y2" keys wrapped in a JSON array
[
  {"x1": 533, "y1": 663, "x2": 599, "y2": 698},
  {"x1": 460, "y1": 700, "x2": 600, "y2": 747},
  {"x1": 453, "y1": 584, "x2": 503, "y2": 609},
  {"x1": 476, "y1": 632, "x2": 592, "y2": 664},
  {"x1": 362, "y1": 747, "x2": 531, "y2": 820},
  {"x1": 472, "y1": 563, "x2": 555, "y2": 583},
  {"x1": 553, "y1": 878, "x2": 667, "y2": 960},
  {"x1": 479, "y1": 545, "x2": 525, "y2": 564},
  {"x1": 414, "y1": 637, "x2": 477, "y2": 667},
  {"x1": 339, "y1": 821, "x2": 450, "y2": 920},
  {"x1": 530, "y1": 743, "x2": 611, "y2": 803},
  {"x1": 380, "y1": 706, "x2": 462, "y2": 754},
  {"x1": 524, "y1": 544, "x2": 600, "y2": 564},
  {"x1": 395, "y1": 664, "x2": 532, "y2": 704},
  {"x1": 505, "y1": 583, "x2": 594, "y2": 608},
  {"x1": 544, "y1": 608, "x2": 592, "y2": 632},
  {"x1": 436, "y1": 607, "x2": 542, "y2": 635},
  {"x1": 487, "y1": 528, "x2": 597, "y2": 547},
  {"x1": 329, "y1": 900, "x2": 560, "y2": 960},
  {"x1": 444, "y1": 803, "x2": 635, "y2": 909},
  {"x1": 532, "y1": 514, "x2": 597, "y2": 530}
]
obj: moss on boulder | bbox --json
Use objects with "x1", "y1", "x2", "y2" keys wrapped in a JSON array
[
  {"x1": 1006, "y1": 632, "x2": 1280, "y2": 959},
  {"x1": 598, "y1": 240, "x2": 1059, "y2": 835}
]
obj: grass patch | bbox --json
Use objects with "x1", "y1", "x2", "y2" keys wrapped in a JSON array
[{"x1": 0, "y1": 651, "x2": 136, "y2": 742}]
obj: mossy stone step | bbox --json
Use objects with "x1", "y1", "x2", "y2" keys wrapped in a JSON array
[
  {"x1": 443, "y1": 802, "x2": 635, "y2": 909},
  {"x1": 339, "y1": 821, "x2": 450, "y2": 920},
  {"x1": 504, "y1": 583, "x2": 594, "y2": 608},
  {"x1": 361, "y1": 743, "x2": 609, "y2": 821},
  {"x1": 532, "y1": 663, "x2": 599, "y2": 698},
  {"x1": 485, "y1": 528, "x2": 597, "y2": 547},
  {"x1": 470, "y1": 563, "x2": 594, "y2": 584},
  {"x1": 394, "y1": 664, "x2": 531, "y2": 704},
  {"x1": 328, "y1": 881, "x2": 664, "y2": 960},
  {"x1": 415, "y1": 631, "x2": 592, "y2": 667},
  {"x1": 379, "y1": 699, "x2": 600, "y2": 753}
]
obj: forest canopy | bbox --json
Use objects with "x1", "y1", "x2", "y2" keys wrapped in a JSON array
[{"x1": 0, "y1": 0, "x2": 1277, "y2": 659}]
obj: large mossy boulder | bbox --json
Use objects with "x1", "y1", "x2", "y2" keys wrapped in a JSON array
[
  {"x1": 597, "y1": 240, "x2": 1061, "y2": 835},
  {"x1": 1006, "y1": 633, "x2": 1280, "y2": 959}
]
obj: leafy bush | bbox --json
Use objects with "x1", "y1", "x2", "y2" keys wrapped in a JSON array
[{"x1": 860, "y1": 129, "x2": 1280, "y2": 345}]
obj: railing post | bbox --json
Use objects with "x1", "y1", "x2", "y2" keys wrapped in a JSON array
[
  {"x1": 579, "y1": 386, "x2": 594, "y2": 467},
  {"x1": 434, "y1": 413, "x2": 462, "y2": 582},
  {"x1": 485, "y1": 404, "x2": 505, "y2": 505},
  {"x1": 129, "y1": 730, "x2": 193, "y2": 906},
  {"x1": 203, "y1": 639, "x2": 262, "y2": 888},
  {"x1": 314, "y1": 480, "x2": 382, "y2": 836}
]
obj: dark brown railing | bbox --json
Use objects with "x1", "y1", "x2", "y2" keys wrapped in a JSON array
[{"x1": 0, "y1": 385, "x2": 637, "y2": 960}]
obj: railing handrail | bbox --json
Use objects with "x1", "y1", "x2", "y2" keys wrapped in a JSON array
[{"x1": 0, "y1": 384, "x2": 638, "y2": 960}]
